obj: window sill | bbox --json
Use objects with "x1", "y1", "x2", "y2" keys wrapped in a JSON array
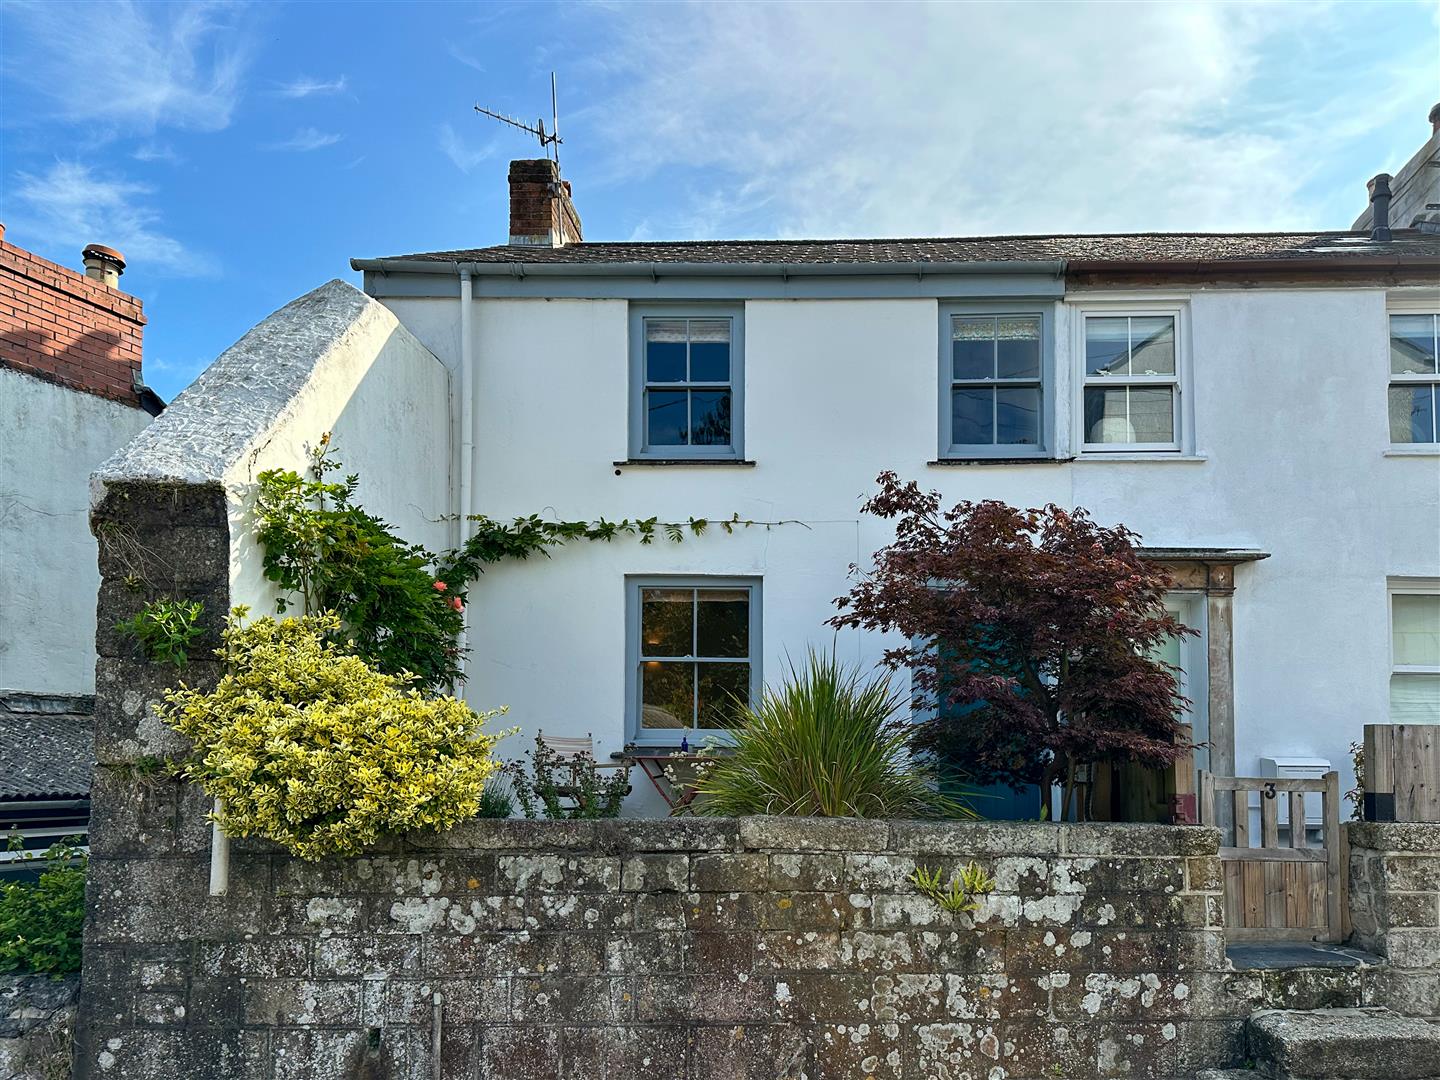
[
  {"x1": 1383, "y1": 447, "x2": 1440, "y2": 457},
  {"x1": 929, "y1": 456, "x2": 1075, "y2": 467},
  {"x1": 1074, "y1": 453, "x2": 1208, "y2": 463},
  {"x1": 614, "y1": 458, "x2": 756, "y2": 469}
]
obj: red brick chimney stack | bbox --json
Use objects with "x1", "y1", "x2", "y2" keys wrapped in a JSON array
[{"x1": 508, "y1": 159, "x2": 582, "y2": 247}]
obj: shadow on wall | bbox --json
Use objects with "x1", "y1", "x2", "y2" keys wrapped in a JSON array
[{"x1": 0, "y1": 326, "x2": 140, "y2": 405}]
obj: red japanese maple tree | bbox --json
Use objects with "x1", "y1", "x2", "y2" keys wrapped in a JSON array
[{"x1": 830, "y1": 472, "x2": 1192, "y2": 820}]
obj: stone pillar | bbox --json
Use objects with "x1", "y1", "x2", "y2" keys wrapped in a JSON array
[{"x1": 1346, "y1": 821, "x2": 1440, "y2": 1016}]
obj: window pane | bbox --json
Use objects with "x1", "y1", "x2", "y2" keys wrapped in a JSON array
[
  {"x1": 698, "y1": 663, "x2": 749, "y2": 728},
  {"x1": 690, "y1": 390, "x2": 732, "y2": 446},
  {"x1": 952, "y1": 387, "x2": 994, "y2": 445},
  {"x1": 688, "y1": 319, "x2": 731, "y2": 382},
  {"x1": 1084, "y1": 387, "x2": 1130, "y2": 443},
  {"x1": 1390, "y1": 674, "x2": 1440, "y2": 725},
  {"x1": 1128, "y1": 387, "x2": 1175, "y2": 443},
  {"x1": 996, "y1": 386, "x2": 1040, "y2": 445},
  {"x1": 1085, "y1": 318, "x2": 1130, "y2": 376},
  {"x1": 1393, "y1": 594, "x2": 1440, "y2": 668},
  {"x1": 1389, "y1": 385, "x2": 1436, "y2": 443},
  {"x1": 1391, "y1": 315, "x2": 1438, "y2": 375},
  {"x1": 646, "y1": 319, "x2": 688, "y2": 382},
  {"x1": 696, "y1": 589, "x2": 749, "y2": 657},
  {"x1": 1130, "y1": 317, "x2": 1175, "y2": 375},
  {"x1": 996, "y1": 316, "x2": 1041, "y2": 380},
  {"x1": 642, "y1": 661, "x2": 694, "y2": 729},
  {"x1": 641, "y1": 588, "x2": 693, "y2": 657},
  {"x1": 952, "y1": 316, "x2": 995, "y2": 381},
  {"x1": 647, "y1": 390, "x2": 688, "y2": 446}
]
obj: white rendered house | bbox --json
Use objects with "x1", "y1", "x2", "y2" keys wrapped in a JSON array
[{"x1": 343, "y1": 157, "x2": 1440, "y2": 816}]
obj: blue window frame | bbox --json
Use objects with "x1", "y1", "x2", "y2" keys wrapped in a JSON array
[
  {"x1": 626, "y1": 577, "x2": 761, "y2": 743},
  {"x1": 939, "y1": 303, "x2": 1054, "y2": 459},
  {"x1": 629, "y1": 305, "x2": 744, "y2": 459}
]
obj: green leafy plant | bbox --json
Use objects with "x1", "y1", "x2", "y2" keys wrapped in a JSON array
[
  {"x1": 254, "y1": 435, "x2": 466, "y2": 691},
  {"x1": 690, "y1": 649, "x2": 973, "y2": 819},
  {"x1": 1346, "y1": 740, "x2": 1365, "y2": 822},
  {"x1": 505, "y1": 735, "x2": 630, "y2": 820},
  {"x1": 0, "y1": 837, "x2": 87, "y2": 975},
  {"x1": 155, "y1": 609, "x2": 508, "y2": 860},
  {"x1": 476, "y1": 778, "x2": 516, "y2": 819},
  {"x1": 910, "y1": 861, "x2": 996, "y2": 914},
  {"x1": 115, "y1": 597, "x2": 206, "y2": 668}
]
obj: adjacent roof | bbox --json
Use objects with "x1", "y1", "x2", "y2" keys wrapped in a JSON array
[
  {"x1": 0, "y1": 694, "x2": 94, "y2": 801},
  {"x1": 356, "y1": 230, "x2": 1440, "y2": 271}
]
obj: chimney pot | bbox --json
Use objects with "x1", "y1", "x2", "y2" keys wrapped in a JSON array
[
  {"x1": 1430, "y1": 102, "x2": 1440, "y2": 136},
  {"x1": 507, "y1": 159, "x2": 582, "y2": 247},
  {"x1": 82, "y1": 243, "x2": 126, "y2": 288},
  {"x1": 1367, "y1": 173, "x2": 1393, "y2": 242}
]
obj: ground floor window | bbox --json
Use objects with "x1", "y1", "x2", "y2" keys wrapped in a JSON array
[
  {"x1": 627, "y1": 578, "x2": 760, "y2": 740},
  {"x1": 1390, "y1": 580, "x2": 1440, "y2": 724}
]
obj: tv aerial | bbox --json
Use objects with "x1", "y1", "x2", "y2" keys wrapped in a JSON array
[{"x1": 474, "y1": 72, "x2": 563, "y2": 169}]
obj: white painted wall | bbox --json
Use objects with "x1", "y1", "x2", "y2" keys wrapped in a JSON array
[
  {"x1": 382, "y1": 286, "x2": 1440, "y2": 812},
  {"x1": 223, "y1": 298, "x2": 452, "y2": 618},
  {"x1": 0, "y1": 367, "x2": 150, "y2": 693}
]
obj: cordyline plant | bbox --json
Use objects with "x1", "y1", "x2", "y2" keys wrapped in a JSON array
[{"x1": 830, "y1": 472, "x2": 1192, "y2": 820}]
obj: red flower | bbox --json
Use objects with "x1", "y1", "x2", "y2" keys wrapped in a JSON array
[
  {"x1": 449, "y1": 597, "x2": 464, "y2": 612},
  {"x1": 433, "y1": 581, "x2": 447, "y2": 592}
]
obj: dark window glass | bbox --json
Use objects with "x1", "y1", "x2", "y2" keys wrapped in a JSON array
[
  {"x1": 952, "y1": 317, "x2": 995, "y2": 381},
  {"x1": 646, "y1": 391, "x2": 688, "y2": 445},
  {"x1": 996, "y1": 386, "x2": 1040, "y2": 445},
  {"x1": 641, "y1": 662, "x2": 692, "y2": 728},
  {"x1": 641, "y1": 588, "x2": 693, "y2": 657},
  {"x1": 698, "y1": 663, "x2": 749, "y2": 728},
  {"x1": 995, "y1": 317, "x2": 1041, "y2": 380},
  {"x1": 952, "y1": 387, "x2": 994, "y2": 444},
  {"x1": 690, "y1": 391, "x2": 731, "y2": 446},
  {"x1": 696, "y1": 589, "x2": 749, "y2": 657}
]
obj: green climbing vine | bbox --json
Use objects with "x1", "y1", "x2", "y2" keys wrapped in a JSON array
[{"x1": 254, "y1": 434, "x2": 799, "y2": 692}]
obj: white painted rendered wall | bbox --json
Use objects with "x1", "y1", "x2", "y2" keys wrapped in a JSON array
[
  {"x1": 381, "y1": 287, "x2": 1440, "y2": 813},
  {"x1": 0, "y1": 366, "x2": 151, "y2": 694},
  {"x1": 223, "y1": 301, "x2": 452, "y2": 618}
]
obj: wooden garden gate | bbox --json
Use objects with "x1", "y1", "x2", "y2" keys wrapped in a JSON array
[{"x1": 1199, "y1": 771, "x2": 1344, "y2": 942}]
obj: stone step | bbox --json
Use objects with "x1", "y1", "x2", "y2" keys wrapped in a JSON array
[
  {"x1": 1196, "y1": 1071, "x2": 1259, "y2": 1080},
  {"x1": 1247, "y1": 1007, "x2": 1440, "y2": 1079}
]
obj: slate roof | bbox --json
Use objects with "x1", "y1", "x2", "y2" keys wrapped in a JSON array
[
  {"x1": 360, "y1": 230, "x2": 1440, "y2": 269},
  {"x1": 0, "y1": 694, "x2": 94, "y2": 801}
]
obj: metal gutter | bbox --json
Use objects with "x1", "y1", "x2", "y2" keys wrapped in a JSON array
[{"x1": 350, "y1": 257, "x2": 1069, "y2": 279}]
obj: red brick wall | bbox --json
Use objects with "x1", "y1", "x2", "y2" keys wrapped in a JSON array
[
  {"x1": 508, "y1": 158, "x2": 583, "y2": 245},
  {"x1": 0, "y1": 234, "x2": 146, "y2": 407}
]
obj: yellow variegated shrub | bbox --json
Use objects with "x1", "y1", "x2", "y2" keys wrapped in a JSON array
[{"x1": 157, "y1": 610, "x2": 505, "y2": 860}]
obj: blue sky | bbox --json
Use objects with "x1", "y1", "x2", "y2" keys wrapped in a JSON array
[{"x1": 2, "y1": 0, "x2": 1437, "y2": 400}]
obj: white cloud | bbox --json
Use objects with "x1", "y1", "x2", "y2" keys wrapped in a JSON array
[
  {"x1": 6, "y1": 0, "x2": 251, "y2": 134},
  {"x1": 439, "y1": 122, "x2": 496, "y2": 172},
  {"x1": 132, "y1": 141, "x2": 182, "y2": 165},
  {"x1": 11, "y1": 161, "x2": 208, "y2": 275},
  {"x1": 274, "y1": 75, "x2": 348, "y2": 99},
  {"x1": 583, "y1": 1, "x2": 1438, "y2": 238},
  {"x1": 264, "y1": 127, "x2": 344, "y2": 152}
]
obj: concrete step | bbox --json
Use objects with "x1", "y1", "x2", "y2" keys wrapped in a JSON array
[{"x1": 1247, "y1": 1007, "x2": 1440, "y2": 1079}]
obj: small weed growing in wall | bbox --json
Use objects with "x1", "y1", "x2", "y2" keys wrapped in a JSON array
[
  {"x1": 116, "y1": 597, "x2": 206, "y2": 668},
  {"x1": 910, "y1": 861, "x2": 996, "y2": 914},
  {"x1": 0, "y1": 837, "x2": 87, "y2": 975}
]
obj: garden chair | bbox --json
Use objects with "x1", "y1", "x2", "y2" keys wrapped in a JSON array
[{"x1": 536, "y1": 730, "x2": 631, "y2": 805}]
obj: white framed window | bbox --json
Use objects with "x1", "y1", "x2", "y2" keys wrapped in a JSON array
[
  {"x1": 939, "y1": 304, "x2": 1054, "y2": 459},
  {"x1": 1389, "y1": 579, "x2": 1440, "y2": 724},
  {"x1": 1077, "y1": 305, "x2": 1186, "y2": 453},
  {"x1": 628, "y1": 305, "x2": 744, "y2": 459},
  {"x1": 626, "y1": 577, "x2": 760, "y2": 742},
  {"x1": 1388, "y1": 312, "x2": 1439, "y2": 444}
]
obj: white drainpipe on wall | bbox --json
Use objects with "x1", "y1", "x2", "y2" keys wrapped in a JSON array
[{"x1": 456, "y1": 270, "x2": 475, "y2": 689}]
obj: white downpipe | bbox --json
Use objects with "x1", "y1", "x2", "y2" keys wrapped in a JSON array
[
  {"x1": 208, "y1": 798, "x2": 229, "y2": 895},
  {"x1": 456, "y1": 271, "x2": 475, "y2": 689}
]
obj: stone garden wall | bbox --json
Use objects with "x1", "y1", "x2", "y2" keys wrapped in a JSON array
[{"x1": 76, "y1": 808, "x2": 1241, "y2": 1080}]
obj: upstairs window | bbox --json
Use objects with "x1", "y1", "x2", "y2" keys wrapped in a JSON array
[
  {"x1": 629, "y1": 307, "x2": 744, "y2": 459},
  {"x1": 1083, "y1": 313, "x2": 1181, "y2": 451},
  {"x1": 940, "y1": 306, "x2": 1052, "y2": 459},
  {"x1": 1389, "y1": 314, "x2": 1439, "y2": 444}
]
